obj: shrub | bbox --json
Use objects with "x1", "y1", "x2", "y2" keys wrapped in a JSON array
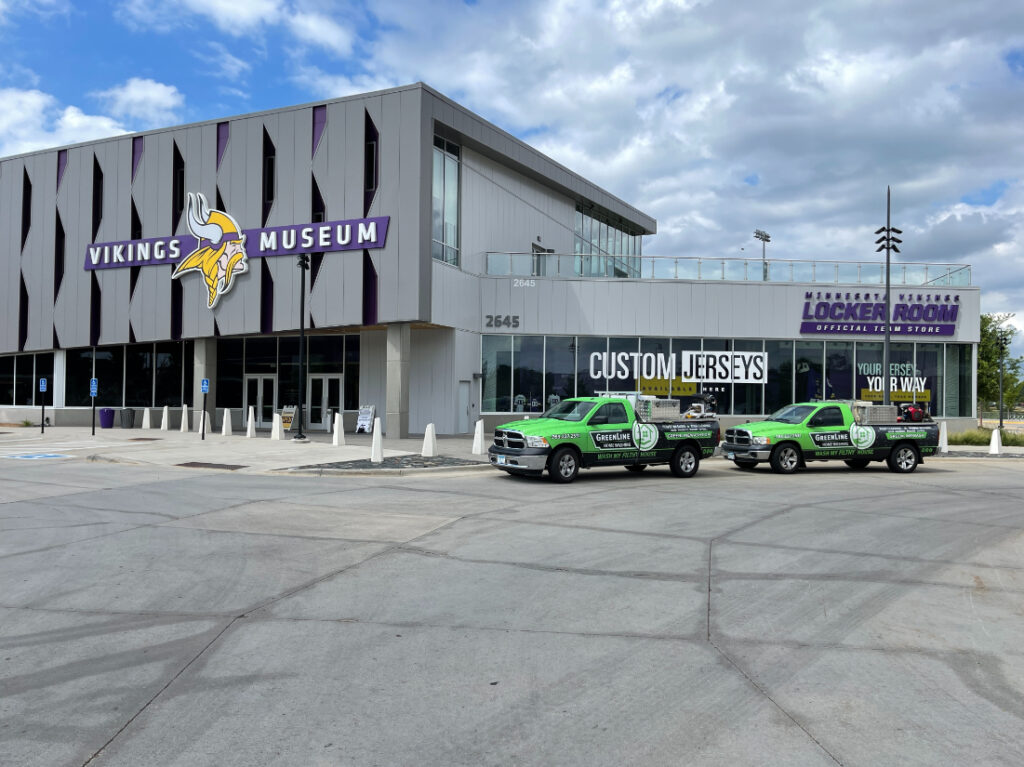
[{"x1": 948, "y1": 428, "x2": 1024, "y2": 447}]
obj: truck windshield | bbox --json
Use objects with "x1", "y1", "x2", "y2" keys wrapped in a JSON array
[
  {"x1": 766, "y1": 404, "x2": 817, "y2": 424},
  {"x1": 542, "y1": 400, "x2": 597, "y2": 421}
]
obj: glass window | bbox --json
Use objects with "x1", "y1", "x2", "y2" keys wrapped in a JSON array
[
  {"x1": 544, "y1": 336, "x2": 575, "y2": 408},
  {"x1": 278, "y1": 337, "x2": 300, "y2": 410},
  {"x1": 14, "y1": 354, "x2": 33, "y2": 406},
  {"x1": 639, "y1": 337, "x2": 671, "y2": 398},
  {"x1": 154, "y1": 341, "x2": 183, "y2": 406},
  {"x1": 35, "y1": 352, "x2": 53, "y2": 407},
  {"x1": 245, "y1": 337, "x2": 277, "y2": 373},
  {"x1": 733, "y1": 339, "x2": 763, "y2": 415},
  {"x1": 607, "y1": 337, "x2": 639, "y2": 393},
  {"x1": 481, "y1": 335, "x2": 512, "y2": 412},
  {"x1": 701, "y1": 339, "x2": 732, "y2": 414},
  {"x1": 575, "y1": 337, "x2": 608, "y2": 397},
  {"x1": 431, "y1": 139, "x2": 460, "y2": 266},
  {"x1": 765, "y1": 340, "x2": 793, "y2": 412},
  {"x1": 309, "y1": 336, "x2": 344, "y2": 374},
  {"x1": 671, "y1": 338, "x2": 701, "y2": 401},
  {"x1": 513, "y1": 336, "x2": 544, "y2": 413},
  {"x1": 794, "y1": 340, "x2": 824, "y2": 401},
  {"x1": 0, "y1": 356, "x2": 13, "y2": 406},
  {"x1": 344, "y1": 335, "x2": 360, "y2": 410},
  {"x1": 125, "y1": 343, "x2": 154, "y2": 407},
  {"x1": 66, "y1": 348, "x2": 94, "y2": 407},
  {"x1": 815, "y1": 406, "x2": 845, "y2": 427},
  {"x1": 183, "y1": 340, "x2": 194, "y2": 406},
  {"x1": 825, "y1": 341, "x2": 854, "y2": 400},
  {"x1": 944, "y1": 344, "x2": 973, "y2": 418},
  {"x1": 916, "y1": 343, "x2": 943, "y2": 418},
  {"x1": 855, "y1": 342, "x2": 882, "y2": 402},
  {"x1": 216, "y1": 338, "x2": 244, "y2": 409},
  {"x1": 589, "y1": 402, "x2": 628, "y2": 425},
  {"x1": 889, "y1": 343, "x2": 915, "y2": 403},
  {"x1": 94, "y1": 346, "x2": 124, "y2": 407}
]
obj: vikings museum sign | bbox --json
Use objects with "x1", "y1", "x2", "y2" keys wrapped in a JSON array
[{"x1": 83, "y1": 193, "x2": 389, "y2": 308}]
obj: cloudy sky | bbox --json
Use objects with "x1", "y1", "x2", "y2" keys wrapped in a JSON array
[{"x1": 2, "y1": 0, "x2": 1022, "y2": 353}]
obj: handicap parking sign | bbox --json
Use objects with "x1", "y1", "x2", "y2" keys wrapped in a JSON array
[
  {"x1": 90, "y1": 378, "x2": 98, "y2": 397},
  {"x1": 39, "y1": 378, "x2": 47, "y2": 393},
  {"x1": 201, "y1": 378, "x2": 210, "y2": 394}
]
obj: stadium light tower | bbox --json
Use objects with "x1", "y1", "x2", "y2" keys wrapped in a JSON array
[
  {"x1": 874, "y1": 186, "x2": 902, "y2": 407},
  {"x1": 754, "y1": 229, "x2": 771, "y2": 281}
]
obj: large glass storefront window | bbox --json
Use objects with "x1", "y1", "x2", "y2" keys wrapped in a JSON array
[
  {"x1": 639, "y1": 337, "x2": 671, "y2": 398},
  {"x1": 765, "y1": 341, "x2": 793, "y2": 412},
  {"x1": 607, "y1": 337, "x2": 639, "y2": 393},
  {"x1": 0, "y1": 356, "x2": 13, "y2": 406},
  {"x1": 65, "y1": 348, "x2": 94, "y2": 407},
  {"x1": 216, "y1": 338, "x2": 244, "y2": 409},
  {"x1": 14, "y1": 354, "x2": 33, "y2": 406},
  {"x1": 431, "y1": 136, "x2": 460, "y2": 266},
  {"x1": 544, "y1": 336, "x2": 575, "y2": 407},
  {"x1": 154, "y1": 342, "x2": 184, "y2": 407},
  {"x1": 945, "y1": 344, "x2": 973, "y2": 417},
  {"x1": 825, "y1": 341, "x2": 854, "y2": 400},
  {"x1": 481, "y1": 335, "x2": 512, "y2": 412},
  {"x1": 94, "y1": 346, "x2": 124, "y2": 407},
  {"x1": 794, "y1": 341, "x2": 823, "y2": 401},
  {"x1": 35, "y1": 352, "x2": 53, "y2": 407},
  {"x1": 701, "y1": 339, "x2": 732, "y2": 414},
  {"x1": 512, "y1": 336, "x2": 544, "y2": 413},
  {"x1": 733, "y1": 340, "x2": 763, "y2": 415},
  {"x1": 916, "y1": 343, "x2": 943, "y2": 417},
  {"x1": 125, "y1": 343, "x2": 154, "y2": 407},
  {"x1": 575, "y1": 337, "x2": 607, "y2": 397},
  {"x1": 855, "y1": 342, "x2": 882, "y2": 401},
  {"x1": 344, "y1": 335, "x2": 360, "y2": 411}
]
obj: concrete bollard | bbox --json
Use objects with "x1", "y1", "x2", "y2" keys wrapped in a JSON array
[
  {"x1": 160, "y1": 405, "x2": 169, "y2": 431},
  {"x1": 271, "y1": 413, "x2": 283, "y2": 441},
  {"x1": 370, "y1": 417, "x2": 383, "y2": 463},
  {"x1": 246, "y1": 406, "x2": 255, "y2": 438},
  {"x1": 180, "y1": 405, "x2": 189, "y2": 433},
  {"x1": 421, "y1": 423, "x2": 438, "y2": 457},
  {"x1": 333, "y1": 412, "x2": 345, "y2": 446},
  {"x1": 989, "y1": 427, "x2": 1002, "y2": 455},
  {"x1": 938, "y1": 421, "x2": 948, "y2": 454},
  {"x1": 472, "y1": 418, "x2": 485, "y2": 455},
  {"x1": 141, "y1": 408, "x2": 151, "y2": 429},
  {"x1": 222, "y1": 409, "x2": 233, "y2": 436}
]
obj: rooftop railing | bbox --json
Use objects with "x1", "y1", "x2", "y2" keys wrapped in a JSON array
[{"x1": 483, "y1": 252, "x2": 972, "y2": 287}]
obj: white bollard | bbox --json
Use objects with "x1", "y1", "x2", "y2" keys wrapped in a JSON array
[
  {"x1": 333, "y1": 412, "x2": 345, "y2": 446},
  {"x1": 180, "y1": 405, "x2": 189, "y2": 433},
  {"x1": 370, "y1": 417, "x2": 384, "y2": 463},
  {"x1": 938, "y1": 421, "x2": 948, "y2": 454},
  {"x1": 246, "y1": 406, "x2": 255, "y2": 438},
  {"x1": 197, "y1": 411, "x2": 210, "y2": 437},
  {"x1": 222, "y1": 409, "x2": 233, "y2": 436},
  {"x1": 989, "y1": 427, "x2": 1002, "y2": 455},
  {"x1": 160, "y1": 405, "x2": 169, "y2": 431},
  {"x1": 471, "y1": 418, "x2": 485, "y2": 455},
  {"x1": 141, "y1": 408, "x2": 151, "y2": 429},
  {"x1": 422, "y1": 423, "x2": 438, "y2": 457},
  {"x1": 271, "y1": 413, "x2": 283, "y2": 441}
]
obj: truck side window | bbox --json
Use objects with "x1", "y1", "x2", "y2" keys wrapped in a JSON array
[
  {"x1": 814, "y1": 407, "x2": 844, "y2": 427},
  {"x1": 589, "y1": 403, "x2": 628, "y2": 425}
]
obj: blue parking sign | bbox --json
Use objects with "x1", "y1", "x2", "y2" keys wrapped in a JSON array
[
  {"x1": 201, "y1": 378, "x2": 210, "y2": 394},
  {"x1": 90, "y1": 378, "x2": 98, "y2": 397},
  {"x1": 39, "y1": 378, "x2": 47, "y2": 393}
]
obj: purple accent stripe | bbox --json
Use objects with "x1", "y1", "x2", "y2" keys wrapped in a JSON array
[
  {"x1": 312, "y1": 105, "x2": 326, "y2": 159},
  {"x1": 216, "y1": 122, "x2": 229, "y2": 169},
  {"x1": 800, "y1": 322, "x2": 954, "y2": 336},
  {"x1": 131, "y1": 137, "x2": 144, "y2": 182},
  {"x1": 56, "y1": 149, "x2": 68, "y2": 191}
]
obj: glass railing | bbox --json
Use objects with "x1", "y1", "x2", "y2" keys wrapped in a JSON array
[{"x1": 483, "y1": 253, "x2": 972, "y2": 287}]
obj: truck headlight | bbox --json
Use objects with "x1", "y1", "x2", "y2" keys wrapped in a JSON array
[
  {"x1": 525, "y1": 435, "x2": 549, "y2": 448},
  {"x1": 751, "y1": 436, "x2": 772, "y2": 445}
]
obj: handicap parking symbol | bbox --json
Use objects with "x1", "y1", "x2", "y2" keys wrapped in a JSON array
[{"x1": 4, "y1": 453, "x2": 71, "y2": 460}]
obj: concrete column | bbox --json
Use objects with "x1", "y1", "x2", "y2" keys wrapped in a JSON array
[
  {"x1": 192, "y1": 338, "x2": 217, "y2": 417},
  {"x1": 385, "y1": 323, "x2": 411, "y2": 438},
  {"x1": 52, "y1": 350, "x2": 67, "y2": 408}
]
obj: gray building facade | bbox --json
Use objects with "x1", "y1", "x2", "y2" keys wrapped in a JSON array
[{"x1": 0, "y1": 83, "x2": 979, "y2": 434}]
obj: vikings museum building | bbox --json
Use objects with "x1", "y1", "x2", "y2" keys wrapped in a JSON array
[{"x1": 0, "y1": 83, "x2": 979, "y2": 436}]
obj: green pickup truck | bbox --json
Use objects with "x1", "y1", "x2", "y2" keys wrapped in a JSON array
[
  {"x1": 721, "y1": 401, "x2": 939, "y2": 474},
  {"x1": 488, "y1": 396, "x2": 720, "y2": 483}
]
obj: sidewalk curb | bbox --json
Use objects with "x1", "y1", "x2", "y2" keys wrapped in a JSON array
[{"x1": 280, "y1": 463, "x2": 493, "y2": 477}]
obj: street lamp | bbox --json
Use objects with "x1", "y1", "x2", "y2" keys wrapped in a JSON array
[
  {"x1": 295, "y1": 253, "x2": 310, "y2": 441},
  {"x1": 874, "y1": 187, "x2": 902, "y2": 407},
  {"x1": 998, "y1": 330, "x2": 1009, "y2": 430},
  {"x1": 754, "y1": 229, "x2": 770, "y2": 281}
]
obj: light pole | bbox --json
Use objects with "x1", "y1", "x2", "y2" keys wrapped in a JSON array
[
  {"x1": 998, "y1": 331, "x2": 1008, "y2": 431},
  {"x1": 754, "y1": 229, "x2": 770, "y2": 281},
  {"x1": 874, "y1": 187, "x2": 902, "y2": 407},
  {"x1": 295, "y1": 253, "x2": 310, "y2": 441}
]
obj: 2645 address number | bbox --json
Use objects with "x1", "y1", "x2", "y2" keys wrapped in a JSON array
[{"x1": 485, "y1": 314, "x2": 520, "y2": 328}]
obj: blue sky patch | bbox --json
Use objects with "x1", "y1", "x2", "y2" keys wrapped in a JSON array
[
  {"x1": 1005, "y1": 49, "x2": 1024, "y2": 78},
  {"x1": 744, "y1": 174, "x2": 760, "y2": 186},
  {"x1": 961, "y1": 180, "x2": 1009, "y2": 206}
]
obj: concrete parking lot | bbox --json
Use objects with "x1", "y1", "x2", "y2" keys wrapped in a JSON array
[{"x1": 1, "y1": 440, "x2": 1023, "y2": 766}]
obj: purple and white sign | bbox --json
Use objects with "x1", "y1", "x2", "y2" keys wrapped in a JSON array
[{"x1": 799, "y1": 291, "x2": 961, "y2": 337}]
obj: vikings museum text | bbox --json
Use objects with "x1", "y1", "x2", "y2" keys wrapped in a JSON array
[{"x1": 0, "y1": 83, "x2": 979, "y2": 435}]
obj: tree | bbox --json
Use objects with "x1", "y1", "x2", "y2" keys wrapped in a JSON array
[{"x1": 978, "y1": 313, "x2": 1023, "y2": 410}]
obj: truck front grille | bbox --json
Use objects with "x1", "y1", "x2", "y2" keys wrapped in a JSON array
[
  {"x1": 493, "y1": 429, "x2": 526, "y2": 450},
  {"x1": 725, "y1": 428, "x2": 751, "y2": 445}
]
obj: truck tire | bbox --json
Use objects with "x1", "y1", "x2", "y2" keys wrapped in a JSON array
[
  {"x1": 844, "y1": 458, "x2": 871, "y2": 470},
  {"x1": 625, "y1": 464, "x2": 647, "y2": 473},
  {"x1": 669, "y1": 444, "x2": 699, "y2": 478},
  {"x1": 769, "y1": 443, "x2": 801, "y2": 474},
  {"x1": 549, "y1": 447, "x2": 580, "y2": 483},
  {"x1": 734, "y1": 458, "x2": 758, "y2": 470},
  {"x1": 887, "y1": 443, "x2": 919, "y2": 473}
]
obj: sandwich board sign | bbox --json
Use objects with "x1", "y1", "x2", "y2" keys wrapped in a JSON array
[{"x1": 355, "y1": 405, "x2": 375, "y2": 434}]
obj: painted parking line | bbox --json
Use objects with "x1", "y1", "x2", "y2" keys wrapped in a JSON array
[{"x1": 3, "y1": 453, "x2": 72, "y2": 460}]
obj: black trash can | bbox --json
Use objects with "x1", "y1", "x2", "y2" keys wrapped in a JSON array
[
  {"x1": 120, "y1": 408, "x2": 135, "y2": 428},
  {"x1": 99, "y1": 408, "x2": 115, "y2": 429}
]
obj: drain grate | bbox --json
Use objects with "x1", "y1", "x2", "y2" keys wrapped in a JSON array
[{"x1": 176, "y1": 461, "x2": 247, "y2": 471}]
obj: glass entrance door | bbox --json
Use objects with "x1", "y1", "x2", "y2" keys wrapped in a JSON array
[
  {"x1": 308, "y1": 375, "x2": 343, "y2": 431},
  {"x1": 244, "y1": 375, "x2": 276, "y2": 428}
]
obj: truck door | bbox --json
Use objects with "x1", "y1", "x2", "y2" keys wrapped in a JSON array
[
  {"x1": 586, "y1": 402, "x2": 637, "y2": 465},
  {"x1": 804, "y1": 405, "x2": 852, "y2": 457}
]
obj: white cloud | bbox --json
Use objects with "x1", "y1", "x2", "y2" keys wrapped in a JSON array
[
  {"x1": 0, "y1": 88, "x2": 124, "y2": 156},
  {"x1": 92, "y1": 77, "x2": 185, "y2": 129},
  {"x1": 287, "y1": 11, "x2": 354, "y2": 57},
  {"x1": 194, "y1": 42, "x2": 253, "y2": 81},
  {"x1": 118, "y1": 0, "x2": 282, "y2": 34}
]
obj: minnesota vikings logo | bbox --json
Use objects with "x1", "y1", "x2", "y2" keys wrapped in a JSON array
[{"x1": 172, "y1": 193, "x2": 249, "y2": 308}]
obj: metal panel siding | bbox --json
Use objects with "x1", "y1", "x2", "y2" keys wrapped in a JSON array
[
  {"x1": 358, "y1": 329, "x2": 387, "y2": 430},
  {"x1": 54, "y1": 148, "x2": 95, "y2": 348},
  {"x1": 96, "y1": 140, "x2": 130, "y2": 345},
  {"x1": 0, "y1": 159, "x2": 18, "y2": 352},
  {"x1": 409, "y1": 327, "x2": 454, "y2": 432},
  {"x1": 26, "y1": 153, "x2": 57, "y2": 350}
]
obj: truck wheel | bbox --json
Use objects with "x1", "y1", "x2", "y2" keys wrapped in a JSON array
[
  {"x1": 625, "y1": 464, "x2": 647, "y2": 473},
  {"x1": 734, "y1": 459, "x2": 758, "y2": 470},
  {"x1": 670, "y1": 445, "x2": 699, "y2": 478},
  {"x1": 769, "y1": 444, "x2": 801, "y2": 474},
  {"x1": 887, "y1": 443, "x2": 919, "y2": 473},
  {"x1": 549, "y1": 447, "x2": 579, "y2": 483},
  {"x1": 844, "y1": 458, "x2": 871, "y2": 470}
]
